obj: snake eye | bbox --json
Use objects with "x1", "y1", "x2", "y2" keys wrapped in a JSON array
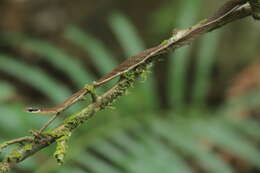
[{"x1": 25, "y1": 107, "x2": 41, "y2": 113}]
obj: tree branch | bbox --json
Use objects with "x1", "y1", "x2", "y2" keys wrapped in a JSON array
[{"x1": 0, "y1": 3, "x2": 253, "y2": 173}]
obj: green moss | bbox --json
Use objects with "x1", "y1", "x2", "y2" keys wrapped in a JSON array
[
  {"x1": 84, "y1": 84, "x2": 95, "y2": 93},
  {"x1": 122, "y1": 71, "x2": 136, "y2": 82},
  {"x1": 53, "y1": 131, "x2": 71, "y2": 165},
  {"x1": 140, "y1": 63, "x2": 153, "y2": 81},
  {"x1": 22, "y1": 143, "x2": 33, "y2": 151},
  {"x1": 0, "y1": 162, "x2": 10, "y2": 173},
  {"x1": 160, "y1": 39, "x2": 169, "y2": 46},
  {"x1": 62, "y1": 107, "x2": 94, "y2": 130},
  {"x1": 5, "y1": 149, "x2": 23, "y2": 163},
  {"x1": 197, "y1": 18, "x2": 207, "y2": 25}
]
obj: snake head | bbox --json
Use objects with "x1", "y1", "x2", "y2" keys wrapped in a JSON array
[{"x1": 25, "y1": 107, "x2": 41, "y2": 113}]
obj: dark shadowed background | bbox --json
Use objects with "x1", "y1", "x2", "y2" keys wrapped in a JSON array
[{"x1": 0, "y1": 0, "x2": 260, "y2": 172}]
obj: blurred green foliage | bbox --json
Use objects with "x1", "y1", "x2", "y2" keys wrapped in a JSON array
[{"x1": 0, "y1": 0, "x2": 260, "y2": 173}]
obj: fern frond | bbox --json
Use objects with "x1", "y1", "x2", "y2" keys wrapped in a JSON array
[
  {"x1": 0, "y1": 55, "x2": 70, "y2": 103},
  {"x1": 2, "y1": 34, "x2": 92, "y2": 87},
  {"x1": 64, "y1": 26, "x2": 117, "y2": 75}
]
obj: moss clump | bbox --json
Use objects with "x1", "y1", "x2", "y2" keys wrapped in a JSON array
[
  {"x1": 84, "y1": 84, "x2": 95, "y2": 93},
  {"x1": 5, "y1": 149, "x2": 23, "y2": 163},
  {"x1": 22, "y1": 143, "x2": 33, "y2": 151},
  {"x1": 160, "y1": 39, "x2": 169, "y2": 46},
  {"x1": 0, "y1": 162, "x2": 10, "y2": 173},
  {"x1": 53, "y1": 130, "x2": 71, "y2": 165}
]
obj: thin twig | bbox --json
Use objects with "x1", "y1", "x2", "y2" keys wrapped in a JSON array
[
  {"x1": 39, "y1": 113, "x2": 59, "y2": 133},
  {"x1": 0, "y1": 136, "x2": 33, "y2": 151}
]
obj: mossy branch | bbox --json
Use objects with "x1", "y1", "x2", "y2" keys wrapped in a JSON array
[{"x1": 0, "y1": 3, "x2": 254, "y2": 173}]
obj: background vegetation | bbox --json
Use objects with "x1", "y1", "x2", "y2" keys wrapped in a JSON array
[{"x1": 0, "y1": 0, "x2": 260, "y2": 172}]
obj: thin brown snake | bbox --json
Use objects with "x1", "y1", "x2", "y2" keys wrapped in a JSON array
[{"x1": 25, "y1": 0, "x2": 249, "y2": 132}]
